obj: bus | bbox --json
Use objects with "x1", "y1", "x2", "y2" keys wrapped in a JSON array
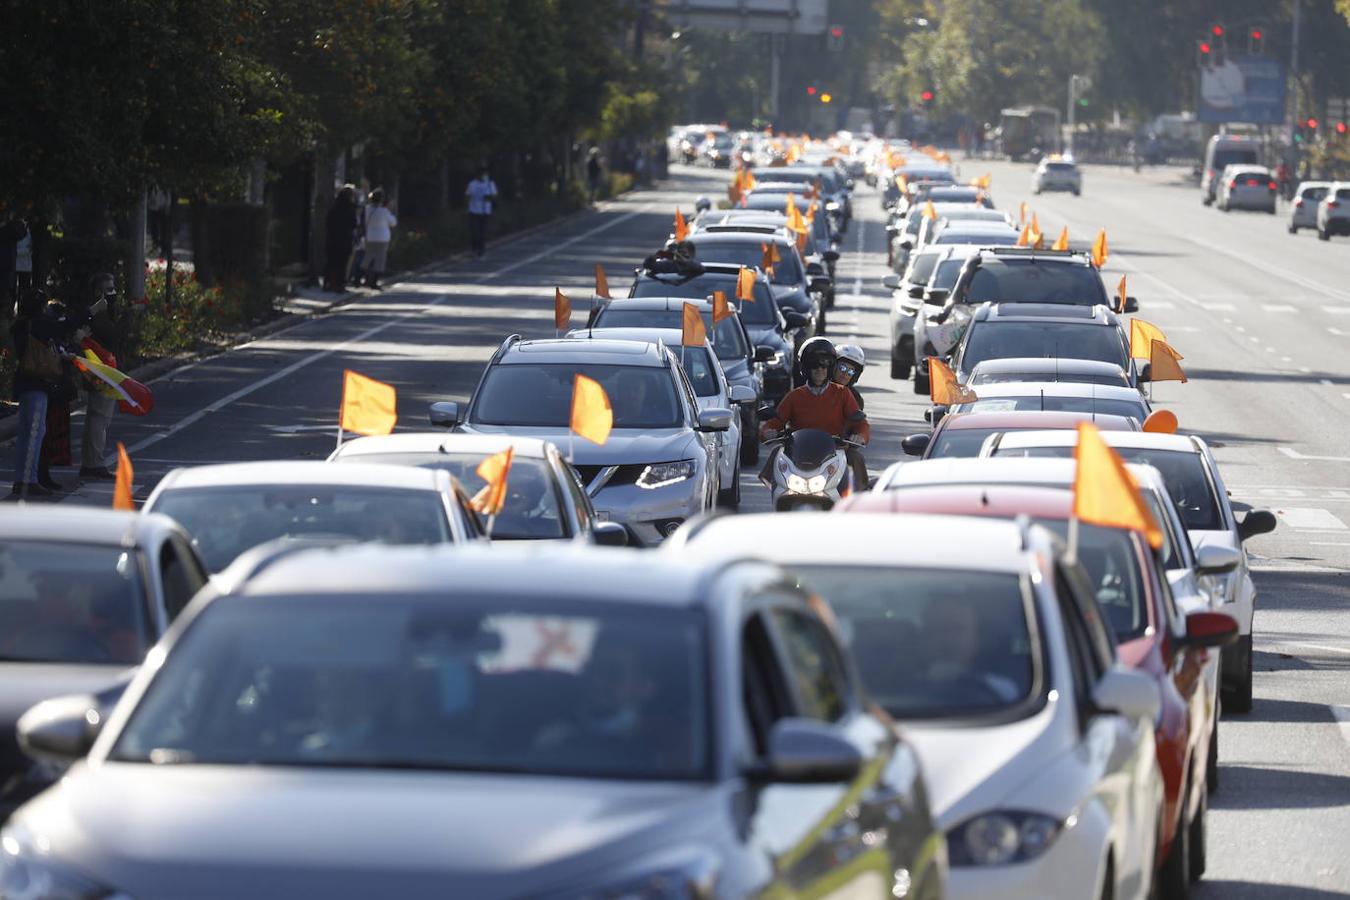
[{"x1": 998, "y1": 107, "x2": 1060, "y2": 161}]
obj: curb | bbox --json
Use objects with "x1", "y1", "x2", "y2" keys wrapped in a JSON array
[{"x1": 0, "y1": 184, "x2": 655, "y2": 447}]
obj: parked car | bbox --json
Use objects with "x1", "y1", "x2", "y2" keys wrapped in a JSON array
[
  {"x1": 1288, "y1": 180, "x2": 1331, "y2": 233},
  {"x1": 7, "y1": 543, "x2": 947, "y2": 900},
  {"x1": 328, "y1": 433, "x2": 627, "y2": 545},
  {"x1": 0, "y1": 507, "x2": 208, "y2": 820}
]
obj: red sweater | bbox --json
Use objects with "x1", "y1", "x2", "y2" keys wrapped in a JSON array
[{"x1": 761, "y1": 382, "x2": 870, "y2": 442}]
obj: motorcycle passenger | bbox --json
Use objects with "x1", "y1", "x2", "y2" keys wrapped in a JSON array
[
  {"x1": 760, "y1": 338, "x2": 870, "y2": 491},
  {"x1": 832, "y1": 343, "x2": 866, "y2": 410}
]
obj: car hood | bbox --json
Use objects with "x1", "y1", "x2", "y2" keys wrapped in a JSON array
[
  {"x1": 461, "y1": 425, "x2": 700, "y2": 465},
  {"x1": 903, "y1": 699, "x2": 1068, "y2": 828},
  {"x1": 770, "y1": 284, "x2": 810, "y2": 313},
  {"x1": 0, "y1": 663, "x2": 133, "y2": 777},
  {"x1": 746, "y1": 325, "x2": 788, "y2": 349},
  {"x1": 721, "y1": 356, "x2": 754, "y2": 388},
  {"x1": 21, "y1": 765, "x2": 726, "y2": 900}
]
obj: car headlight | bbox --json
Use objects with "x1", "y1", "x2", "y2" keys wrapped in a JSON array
[
  {"x1": 636, "y1": 460, "x2": 696, "y2": 490},
  {"x1": 947, "y1": 811, "x2": 1065, "y2": 867},
  {"x1": 1199, "y1": 571, "x2": 1238, "y2": 604},
  {"x1": 565, "y1": 851, "x2": 719, "y2": 900},
  {"x1": 786, "y1": 474, "x2": 809, "y2": 493},
  {"x1": 1, "y1": 825, "x2": 117, "y2": 900},
  {"x1": 826, "y1": 201, "x2": 841, "y2": 211},
  {"x1": 757, "y1": 350, "x2": 784, "y2": 369}
]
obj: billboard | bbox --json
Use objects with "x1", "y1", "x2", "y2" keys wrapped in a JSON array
[
  {"x1": 1197, "y1": 56, "x2": 1286, "y2": 125},
  {"x1": 663, "y1": 0, "x2": 830, "y2": 35}
]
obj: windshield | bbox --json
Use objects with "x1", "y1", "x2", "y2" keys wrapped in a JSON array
[
  {"x1": 110, "y1": 597, "x2": 710, "y2": 780},
  {"x1": 692, "y1": 241, "x2": 804, "y2": 285},
  {"x1": 332, "y1": 454, "x2": 565, "y2": 540},
  {"x1": 955, "y1": 396, "x2": 1147, "y2": 421},
  {"x1": 152, "y1": 487, "x2": 452, "y2": 573},
  {"x1": 797, "y1": 566, "x2": 1038, "y2": 719},
  {"x1": 472, "y1": 363, "x2": 683, "y2": 430},
  {"x1": 960, "y1": 260, "x2": 1107, "y2": 305},
  {"x1": 994, "y1": 446, "x2": 1221, "y2": 531},
  {"x1": 0, "y1": 542, "x2": 149, "y2": 665},
  {"x1": 931, "y1": 258, "x2": 968, "y2": 290},
  {"x1": 1212, "y1": 148, "x2": 1259, "y2": 170},
  {"x1": 594, "y1": 305, "x2": 748, "y2": 359},
  {"x1": 960, "y1": 322, "x2": 1126, "y2": 372},
  {"x1": 1039, "y1": 522, "x2": 1148, "y2": 640},
  {"x1": 906, "y1": 252, "x2": 941, "y2": 285}
]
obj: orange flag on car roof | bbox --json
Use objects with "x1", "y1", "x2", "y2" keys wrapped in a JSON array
[
  {"x1": 1091, "y1": 229, "x2": 1109, "y2": 268},
  {"x1": 1073, "y1": 422, "x2": 1164, "y2": 549},
  {"x1": 1129, "y1": 318, "x2": 1169, "y2": 359},
  {"x1": 673, "y1": 208, "x2": 689, "y2": 241},
  {"x1": 761, "y1": 241, "x2": 781, "y2": 274},
  {"x1": 1016, "y1": 223, "x2": 1032, "y2": 247},
  {"x1": 1051, "y1": 226, "x2": 1069, "y2": 251},
  {"x1": 922, "y1": 200, "x2": 938, "y2": 220},
  {"x1": 928, "y1": 357, "x2": 977, "y2": 405},
  {"x1": 786, "y1": 200, "x2": 809, "y2": 234},
  {"x1": 112, "y1": 442, "x2": 134, "y2": 510},
  {"x1": 682, "y1": 302, "x2": 707, "y2": 346},
  {"x1": 736, "y1": 266, "x2": 756, "y2": 301},
  {"x1": 471, "y1": 446, "x2": 514, "y2": 516},
  {"x1": 594, "y1": 263, "x2": 611, "y2": 299},
  {"x1": 712, "y1": 290, "x2": 734, "y2": 323},
  {"x1": 339, "y1": 369, "x2": 397, "y2": 436},
  {"x1": 570, "y1": 374, "x2": 613, "y2": 445},
  {"x1": 554, "y1": 287, "x2": 571, "y2": 331},
  {"x1": 1116, "y1": 276, "x2": 1128, "y2": 313},
  {"x1": 1150, "y1": 340, "x2": 1188, "y2": 383},
  {"x1": 1018, "y1": 201, "x2": 1028, "y2": 227},
  {"x1": 1143, "y1": 410, "x2": 1179, "y2": 434}
]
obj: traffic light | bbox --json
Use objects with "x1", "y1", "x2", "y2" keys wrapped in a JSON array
[
  {"x1": 920, "y1": 89, "x2": 935, "y2": 108},
  {"x1": 827, "y1": 24, "x2": 844, "y2": 52},
  {"x1": 1248, "y1": 26, "x2": 1264, "y2": 55},
  {"x1": 1209, "y1": 23, "x2": 1227, "y2": 64},
  {"x1": 1197, "y1": 40, "x2": 1212, "y2": 67},
  {"x1": 806, "y1": 86, "x2": 817, "y2": 97},
  {"x1": 1307, "y1": 117, "x2": 1319, "y2": 130},
  {"x1": 820, "y1": 93, "x2": 833, "y2": 105},
  {"x1": 1337, "y1": 122, "x2": 1348, "y2": 136}
]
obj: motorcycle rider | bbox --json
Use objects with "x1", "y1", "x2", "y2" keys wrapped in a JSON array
[{"x1": 760, "y1": 337, "x2": 870, "y2": 491}]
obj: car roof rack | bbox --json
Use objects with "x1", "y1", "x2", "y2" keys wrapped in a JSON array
[{"x1": 489, "y1": 333, "x2": 523, "y2": 364}]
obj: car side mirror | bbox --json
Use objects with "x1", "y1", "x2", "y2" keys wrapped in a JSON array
[
  {"x1": 781, "y1": 311, "x2": 809, "y2": 331},
  {"x1": 17, "y1": 693, "x2": 104, "y2": 767},
  {"x1": 592, "y1": 521, "x2": 630, "y2": 547},
  {"x1": 823, "y1": 250, "x2": 840, "y2": 263},
  {"x1": 698, "y1": 408, "x2": 733, "y2": 432},
  {"x1": 924, "y1": 289, "x2": 949, "y2": 306},
  {"x1": 1195, "y1": 542, "x2": 1241, "y2": 576},
  {"x1": 1179, "y1": 611, "x2": 1240, "y2": 650},
  {"x1": 753, "y1": 345, "x2": 778, "y2": 364},
  {"x1": 810, "y1": 276, "x2": 832, "y2": 294},
  {"x1": 899, "y1": 238, "x2": 914, "y2": 250},
  {"x1": 1092, "y1": 666, "x2": 1161, "y2": 723},
  {"x1": 729, "y1": 384, "x2": 757, "y2": 404},
  {"x1": 805, "y1": 262, "x2": 825, "y2": 276},
  {"x1": 1238, "y1": 509, "x2": 1277, "y2": 541},
  {"x1": 846, "y1": 178, "x2": 856, "y2": 190},
  {"x1": 429, "y1": 401, "x2": 461, "y2": 428},
  {"x1": 757, "y1": 404, "x2": 779, "y2": 420},
  {"x1": 882, "y1": 274, "x2": 902, "y2": 290},
  {"x1": 901, "y1": 433, "x2": 931, "y2": 457},
  {"x1": 1124, "y1": 295, "x2": 1140, "y2": 313},
  {"x1": 908, "y1": 285, "x2": 926, "y2": 299},
  {"x1": 747, "y1": 717, "x2": 862, "y2": 783}
]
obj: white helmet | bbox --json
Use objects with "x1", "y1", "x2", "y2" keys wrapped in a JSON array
[{"x1": 834, "y1": 344, "x2": 865, "y2": 386}]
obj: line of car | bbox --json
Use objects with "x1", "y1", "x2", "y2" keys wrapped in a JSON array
[{"x1": 1200, "y1": 134, "x2": 1350, "y2": 238}]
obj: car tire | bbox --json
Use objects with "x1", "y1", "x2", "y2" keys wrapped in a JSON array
[
  {"x1": 1268, "y1": 206, "x2": 1277, "y2": 215},
  {"x1": 1225, "y1": 633, "x2": 1254, "y2": 713},
  {"x1": 1289, "y1": 224, "x2": 1298, "y2": 234},
  {"x1": 1189, "y1": 778, "x2": 1208, "y2": 882},
  {"x1": 1207, "y1": 716, "x2": 1219, "y2": 794},
  {"x1": 1073, "y1": 189, "x2": 1081, "y2": 196},
  {"x1": 891, "y1": 353, "x2": 911, "y2": 380},
  {"x1": 1319, "y1": 228, "x2": 1331, "y2": 241},
  {"x1": 913, "y1": 370, "x2": 930, "y2": 395},
  {"x1": 1157, "y1": 779, "x2": 1191, "y2": 899},
  {"x1": 717, "y1": 468, "x2": 741, "y2": 509}
]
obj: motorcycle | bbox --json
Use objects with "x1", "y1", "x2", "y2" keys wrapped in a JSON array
[{"x1": 759, "y1": 415, "x2": 864, "y2": 511}]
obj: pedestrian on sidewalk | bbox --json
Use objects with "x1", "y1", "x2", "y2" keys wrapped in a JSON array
[
  {"x1": 465, "y1": 167, "x2": 498, "y2": 258},
  {"x1": 37, "y1": 299, "x2": 86, "y2": 491},
  {"x1": 78, "y1": 273, "x2": 130, "y2": 480},
  {"x1": 324, "y1": 185, "x2": 358, "y2": 293},
  {"x1": 8, "y1": 289, "x2": 61, "y2": 498},
  {"x1": 587, "y1": 147, "x2": 604, "y2": 204},
  {"x1": 362, "y1": 189, "x2": 397, "y2": 289}
]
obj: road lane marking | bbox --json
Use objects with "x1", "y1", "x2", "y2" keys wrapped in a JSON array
[
  {"x1": 1332, "y1": 706, "x2": 1350, "y2": 751},
  {"x1": 1325, "y1": 307, "x2": 1350, "y2": 315},
  {"x1": 1273, "y1": 507, "x2": 1348, "y2": 530},
  {"x1": 1201, "y1": 302, "x2": 1236, "y2": 311},
  {"x1": 1263, "y1": 304, "x2": 1297, "y2": 313},
  {"x1": 1279, "y1": 446, "x2": 1350, "y2": 463}
]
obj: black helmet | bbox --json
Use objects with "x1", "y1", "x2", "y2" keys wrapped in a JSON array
[
  {"x1": 695, "y1": 195, "x2": 712, "y2": 213},
  {"x1": 796, "y1": 336, "x2": 836, "y2": 383}
]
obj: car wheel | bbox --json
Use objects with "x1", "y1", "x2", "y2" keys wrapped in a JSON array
[
  {"x1": 913, "y1": 370, "x2": 930, "y2": 395},
  {"x1": 1268, "y1": 205, "x2": 1277, "y2": 215},
  {"x1": 1189, "y1": 778, "x2": 1208, "y2": 882},
  {"x1": 1157, "y1": 779, "x2": 1191, "y2": 899},
  {"x1": 1073, "y1": 189, "x2": 1081, "y2": 196},
  {"x1": 1225, "y1": 634, "x2": 1254, "y2": 713},
  {"x1": 891, "y1": 353, "x2": 911, "y2": 380},
  {"x1": 1319, "y1": 228, "x2": 1331, "y2": 241},
  {"x1": 1207, "y1": 716, "x2": 1220, "y2": 794},
  {"x1": 717, "y1": 468, "x2": 741, "y2": 509},
  {"x1": 1289, "y1": 224, "x2": 1298, "y2": 234}
]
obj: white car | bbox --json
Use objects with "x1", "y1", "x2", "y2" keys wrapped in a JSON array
[
  {"x1": 1317, "y1": 182, "x2": 1350, "y2": 240},
  {"x1": 1288, "y1": 181, "x2": 1331, "y2": 233},
  {"x1": 571, "y1": 328, "x2": 750, "y2": 508},
  {"x1": 968, "y1": 357, "x2": 1132, "y2": 388},
  {"x1": 981, "y1": 430, "x2": 1278, "y2": 713},
  {"x1": 1032, "y1": 158, "x2": 1082, "y2": 195},
  {"x1": 937, "y1": 380, "x2": 1152, "y2": 424},
  {"x1": 1216, "y1": 165, "x2": 1277, "y2": 213},
  {"x1": 667, "y1": 512, "x2": 1164, "y2": 900}
]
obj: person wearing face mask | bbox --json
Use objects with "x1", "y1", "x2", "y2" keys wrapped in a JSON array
[{"x1": 79, "y1": 273, "x2": 131, "y2": 481}]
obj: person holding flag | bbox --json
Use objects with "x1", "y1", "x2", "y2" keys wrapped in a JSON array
[{"x1": 79, "y1": 273, "x2": 134, "y2": 481}]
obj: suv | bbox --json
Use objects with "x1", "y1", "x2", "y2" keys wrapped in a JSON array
[
  {"x1": 435, "y1": 336, "x2": 727, "y2": 545},
  {"x1": 7, "y1": 543, "x2": 945, "y2": 899},
  {"x1": 950, "y1": 303, "x2": 1134, "y2": 386},
  {"x1": 1032, "y1": 158, "x2": 1082, "y2": 195},
  {"x1": 1289, "y1": 180, "x2": 1331, "y2": 233},
  {"x1": 1317, "y1": 182, "x2": 1350, "y2": 240}
]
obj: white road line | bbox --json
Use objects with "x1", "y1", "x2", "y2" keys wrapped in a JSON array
[
  {"x1": 1321, "y1": 379, "x2": 1335, "y2": 386},
  {"x1": 1261, "y1": 640, "x2": 1350, "y2": 657},
  {"x1": 1274, "y1": 508, "x2": 1348, "y2": 530},
  {"x1": 1280, "y1": 446, "x2": 1350, "y2": 463},
  {"x1": 1263, "y1": 304, "x2": 1297, "y2": 313},
  {"x1": 1332, "y1": 706, "x2": 1350, "y2": 751},
  {"x1": 1326, "y1": 307, "x2": 1350, "y2": 314},
  {"x1": 1201, "y1": 302, "x2": 1236, "y2": 311},
  {"x1": 1330, "y1": 327, "x2": 1350, "y2": 336}
]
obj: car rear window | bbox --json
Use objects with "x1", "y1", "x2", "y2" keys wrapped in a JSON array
[
  {"x1": 935, "y1": 230, "x2": 1018, "y2": 246},
  {"x1": 906, "y1": 252, "x2": 942, "y2": 285},
  {"x1": 961, "y1": 322, "x2": 1127, "y2": 371},
  {"x1": 930, "y1": 258, "x2": 968, "y2": 290},
  {"x1": 955, "y1": 396, "x2": 1147, "y2": 421},
  {"x1": 1212, "y1": 148, "x2": 1259, "y2": 170},
  {"x1": 692, "y1": 241, "x2": 803, "y2": 285},
  {"x1": 595, "y1": 305, "x2": 749, "y2": 358},
  {"x1": 928, "y1": 427, "x2": 1000, "y2": 459},
  {"x1": 1338, "y1": 189, "x2": 1350, "y2": 201},
  {"x1": 1302, "y1": 187, "x2": 1329, "y2": 201},
  {"x1": 959, "y1": 259, "x2": 1107, "y2": 306},
  {"x1": 1045, "y1": 163, "x2": 1077, "y2": 172}
]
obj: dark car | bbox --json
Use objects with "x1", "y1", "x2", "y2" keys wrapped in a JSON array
[
  {"x1": 947, "y1": 248, "x2": 1125, "y2": 312},
  {"x1": 686, "y1": 232, "x2": 825, "y2": 335},
  {"x1": 0, "y1": 508, "x2": 208, "y2": 820},
  {"x1": 8, "y1": 543, "x2": 946, "y2": 900},
  {"x1": 950, "y1": 303, "x2": 1137, "y2": 385},
  {"x1": 898, "y1": 409, "x2": 1141, "y2": 460}
]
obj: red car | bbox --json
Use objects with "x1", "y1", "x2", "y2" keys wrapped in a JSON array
[
  {"x1": 899, "y1": 410, "x2": 1140, "y2": 460},
  {"x1": 839, "y1": 484, "x2": 1238, "y2": 897}
]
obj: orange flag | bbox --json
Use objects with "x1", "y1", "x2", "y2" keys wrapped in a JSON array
[
  {"x1": 1051, "y1": 226, "x2": 1069, "y2": 251},
  {"x1": 922, "y1": 200, "x2": 938, "y2": 220},
  {"x1": 712, "y1": 290, "x2": 733, "y2": 323},
  {"x1": 682, "y1": 302, "x2": 707, "y2": 346},
  {"x1": 112, "y1": 442, "x2": 134, "y2": 510},
  {"x1": 760, "y1": 242, "x2": 780, "y2": 274},
  {"x1": 554, "y1": 287, "x2": 571, "y2": 331},
  {"x1": 472, "y1": 446, "x2": 514, "y2": 516},
  {"x1": 1129, "y1": 318, "x2": 1168, "y2": 359},
  {"x1": 1091, "y1": 229, "x2": 1109, "y2": 268},
  {"x1": 796, "y1": 230, "x2": 808, "y2": 254},
  {"x1": 673, "y1": 208, "x2": 689, "y2": 241},
  {"x1": 736, "y1": 266, "x2": 756, "y2": 301},
  {"x1": 594, "y1": 263, "x2": 611, "y2": 299},
  {"x1": 1142, "y1": 410, "x2": 1179, "y2": 434},
  {"x1": 340, "y1": 369, "x2": 397, "y2": 436},
  {"x1": 1018, "y1": 201, "x2": 1028, "y2": 227},
  {"x1": 1031, "y1": 227, "x2": 1045, "y2": 250},
  {"x1": 1016, "y1": 223, "x2": 1032, "y2": 247},
  {"x1": 786, "y1": 201, "x2": 809, "y2": 234},
  {"x1": 1116, "y1": 276, "x2": 1128, "y2": 313},
  {"x1": 1073, "y1": 422, "x2": 1163, "y2": 549},
  {"x1": 1030, "y1": 212, "x2": 1040, "y2": 235},
  {"x1": 570, "y1": 374, "x2": 613, "y2": 445},
  {"x1": 928, "y1": 357, "x2": 977, "y2": 405},
  {"x1": 1150, "y1": 340, "x2": 1188, "y2": 383}
]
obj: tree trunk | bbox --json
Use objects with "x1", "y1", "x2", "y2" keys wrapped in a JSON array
[
  {"x1": 309, "y1": 150, "x2": 338, "y2": 280},
  {"x1": 436, "y1": 160, "x2": 450, "y2": 214},
  {"x1": 189, "y1": 197, "x2": 213, "y2": 287}
]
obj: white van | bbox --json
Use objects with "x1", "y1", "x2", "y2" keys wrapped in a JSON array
[{"x1": 1201, "y1": 135, "x2": 1261, "y2": 205}]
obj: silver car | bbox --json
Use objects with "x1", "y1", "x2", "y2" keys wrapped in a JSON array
[
  {"x1": 1031, "y1": 158, "x2": 1082, "y2": 195},
  {"x1": 1288, "y1": 180, "x2": 1331, "y2": 233},
  {"x1": 1216, "y1": 165, "x2": 1277, "y2": 213},
  {"x1": 436, "y1": 336, "x2": 730, "y2": 545},
  {"x1": 1317, "y1": 182, "x2": 1350, "y2": 240}
]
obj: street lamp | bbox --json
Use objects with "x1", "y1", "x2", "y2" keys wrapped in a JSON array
[{"x1": 1066, "y1": 74, "x2": 1089, "y2": 157}]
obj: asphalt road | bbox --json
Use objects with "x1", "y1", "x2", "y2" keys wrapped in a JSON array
[{"x1": 8, "y1": 159, "x2": 1350, "y2": 896}]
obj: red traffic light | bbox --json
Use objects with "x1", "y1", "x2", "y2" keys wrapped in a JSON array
[
  {"x1": 829, "y1": 25, "x2": 843, "y2": 38},
  {"x1": 806, "y1": 86, "x2": 817, "y2": 96},
  {"x1": 1211, "y1": 24, "x2": 1224, "y2": 37},
  {"x1": 1337, "y1": 122, "x2": 1348, "y2": 135},
  {"x1": 1307, "y1": 118, "x2": 1319, "y2": 129},
  {"x1": 921, "y1": 90, "x2": 935, "y2": 102},
  {"x1": 1250, "y1": 28, "x2": 1262, "y2": 40},
  {"x1": 1199, "y1": 41, "x2": 1212, "y2": 54}
]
